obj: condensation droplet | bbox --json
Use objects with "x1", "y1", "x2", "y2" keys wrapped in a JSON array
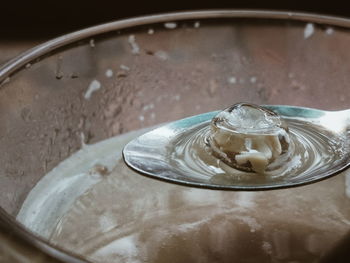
[
  {"x1": 304, "y1": 23, "x2": 314, "y2": 39},
  {"x1": 164, "y1": 22, "x2": 177, "y2": 29}
]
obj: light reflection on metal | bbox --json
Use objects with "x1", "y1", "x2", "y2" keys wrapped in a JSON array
[{"x1": 123, "y1": 105, "x2": 350, "y2": 191}]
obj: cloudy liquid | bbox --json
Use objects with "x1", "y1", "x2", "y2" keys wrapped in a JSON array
[{"x1": 17, "y1": 126, "x2": 350, "y2": 263}]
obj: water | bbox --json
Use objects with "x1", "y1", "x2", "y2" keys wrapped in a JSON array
[
  {"x1": 212, "y1": 103, "x2": 286, "y2": 132},
  {"x1": 165, "y1": 104, "x2": 347, "y2": 188},
  {"x1": 16, "y1": 114, "x2": 350, "y2": 262},
  {"x1": 169, "y1": 119, "x2": 346, "y2": 186}
]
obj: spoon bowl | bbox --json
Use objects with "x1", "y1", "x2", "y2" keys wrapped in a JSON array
[{"x1": 123, "y1": 105, "x2": 350, "y2": 190}]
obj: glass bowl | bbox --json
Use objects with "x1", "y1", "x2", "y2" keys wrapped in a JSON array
[{"x1": 1, "y1": 10, "x2": 350, "y2": 263}]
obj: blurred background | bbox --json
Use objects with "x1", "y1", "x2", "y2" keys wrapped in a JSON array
[
  {"x1": 1, "y1": 0, "x2": 349, "y2": 64},
  {"x1": 1, "y1": 1, "x2": 350, "y2": 38}
]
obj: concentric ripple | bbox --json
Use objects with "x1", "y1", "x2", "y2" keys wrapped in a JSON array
[{"x1": 169, "y1": 118, "x2": 348, "y2": 187}]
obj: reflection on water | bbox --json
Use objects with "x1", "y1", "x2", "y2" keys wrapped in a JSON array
[{"x1": 17, "y1": 128, "x2": 350, "y2": 263}]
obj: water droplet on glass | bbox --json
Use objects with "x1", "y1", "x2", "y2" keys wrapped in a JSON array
[
  {"x1": 194, "y1": 21, "x2": 200, "y2": 28},
  {"x1": 164, "y1": 22, "x2": 177, "y2": 29},
  {"x1": 128, "y1": 35, "x2": 140, "y2": 55},
  {"x1": 89, "y1": 39, "x2": 95, "y2": 48}
]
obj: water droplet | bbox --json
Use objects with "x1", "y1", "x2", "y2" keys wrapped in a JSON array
[
  {"x1": 155, "y1": 50, "x2": 169, "y2": 61},
  {"x1": 164, "y1": 22, "x2": 177, "y2": 29},
  {"x1": 105, "y1": 69, "x2": 113, "y2": 78},
  {"x1": 194, "y1": 21, "x2": 200, "y2": 28},
  {"x1": 128, "y1": 35, "x2": 140, "y2": 55},
  {"x1": 84, "y1": 80, "x2": 101, "y2": 100},
  {"x1": 89, "y1": 39, "x2": 95, "y2": 48},
  {"x1": 116, "y1": 71, "x2": 127, "y2": 78},
  {"x1": 120, "y1": 64, "x2": 130, "y2": 71},
  {"x1": 325, "y1": 27, "x2": 334, "y2": 35},
  {"x1": 250, "y1": 76, "x2": 257, "y2": 83},
  {"x1": 228, "y1": 76, "x2": 236, "y2": 84},
  {"x1": 304, "y1": 23, "x2": 314, "y2": 39}
]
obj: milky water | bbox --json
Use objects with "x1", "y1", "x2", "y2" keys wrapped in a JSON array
[{"x1": 17, "y1": 127, "x2": 350, "y2": 263}]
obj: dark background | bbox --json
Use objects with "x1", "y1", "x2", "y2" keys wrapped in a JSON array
[{"x1": 1, "y1": 1, "x2": 350, "y2": 39}]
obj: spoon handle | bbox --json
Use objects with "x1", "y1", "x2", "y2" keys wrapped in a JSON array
[{"x1": 320, "y1": 109, "x2": 350, "y2": 133}]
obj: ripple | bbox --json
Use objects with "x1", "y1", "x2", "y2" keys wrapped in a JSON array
[{"x1": 169, "y1": 119, "x2": 347, "y2": 187}]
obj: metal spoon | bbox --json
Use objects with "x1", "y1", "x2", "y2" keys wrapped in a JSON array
[{"x1": 123, "y1": 105, "x2": 350, "y2": 190}]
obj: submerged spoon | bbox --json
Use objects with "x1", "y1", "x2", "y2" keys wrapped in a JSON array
[{"x1": 123, "y1": 104, "x2": 350, "y2": 190}]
